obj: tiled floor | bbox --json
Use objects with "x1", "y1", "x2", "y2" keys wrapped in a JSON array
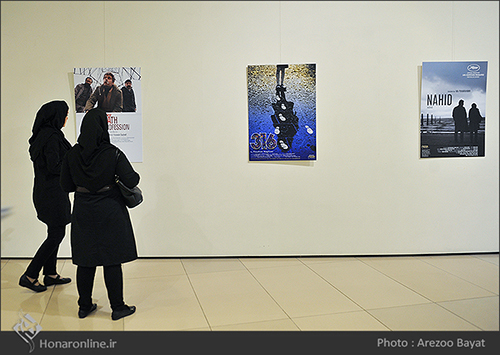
[{"x1": 1, "y1": 254, "x2": 498, "y2": 331}]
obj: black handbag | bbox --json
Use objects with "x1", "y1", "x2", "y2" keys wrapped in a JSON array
[{"x1": 115, "y1": 150, "x2": 143, "y2": 208}]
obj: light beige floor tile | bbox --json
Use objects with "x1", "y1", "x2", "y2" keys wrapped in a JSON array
[
  {"x1": 368, "y1": 303, "x2": 480, "y2": 330},
  {"x1": 41, "y1": 314, "x2": 125, "y2": 331},
  {"x1": 298, "y1": 257, "x2": 358, "y2": 265},
  {"x1": 212, "y1": 318, "x2": 300, "y2": 331},
  {"x1": 249, "y1": 264, "x2": 361, "y2": 318},
  {"x1": 438, "y1": 296, "x2": 499, "y2": 331},
  {"x1": 181, "y1": 258, "x2": 246, "y2": 274},
  {"x1": 1, "y1": 287, "x2": 53, "y2": 331},
  {"x1": 361, "y1": 257, "x2": 495, "y2": 302},
  {"x1": 4, "y1": 256, "x2": 496, "y2": 332},
  {"x1": 417, "y1": 255, "x2": 499, "y2": 294},
  {"x1": 305, "y1": 259, "x2": 430, "y2": 310},
  {"x1": 187, "y1": 269, "x2": 287, "y2": 327},
  {"x1": 293, "y1": 310, "x2": 389, "y2": 331},
  {"x1": 1, "y1": 258, "x2": 9, "y2": 270},
  {"x1": 123, "y1": 258, "x2": 185, "y2": 279},
  {"x1": 1, "y1": 259, "x2": 31, "y2": 290},
  {"x1": 475, "y1": 254, "x2": 499, "y2": 265},
  {"x1": 123, "y1": 274, "x2": 209, "y2": 330},
  {"x1": 239, "y1": 257, "x2": 303, "y2": 269}
]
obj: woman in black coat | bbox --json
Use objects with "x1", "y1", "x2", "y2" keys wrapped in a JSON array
[
  {"x1": 20, "y1": 101, "x2": 73, "y2": 292},
  {"x1": 60, "y1": 108, "x2": 139, "y2": 321}
]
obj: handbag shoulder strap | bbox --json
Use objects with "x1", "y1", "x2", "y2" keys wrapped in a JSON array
[{"x1": 115, "y1": 148, "x2": 121, "y2": 182}]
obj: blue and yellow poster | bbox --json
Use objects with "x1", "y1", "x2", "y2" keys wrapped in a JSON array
[{"x1": 247, "y1": 64, "x2": 316, "y2": 161}]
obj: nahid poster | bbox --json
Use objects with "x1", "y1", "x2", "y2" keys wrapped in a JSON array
[
  {"x1": 248, "y1": 63, "x2": 316, "y2": 161},
  {"x1": 420, "y1": 61, "x2": 487, "y2": 158},
  {"x1": 73, "y1": 67, "x2": 143, "y2": 162}
]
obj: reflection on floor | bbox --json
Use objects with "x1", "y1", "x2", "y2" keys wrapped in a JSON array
[{"x1": 2, "y1": 254, "x2": 498, "y2": 331}]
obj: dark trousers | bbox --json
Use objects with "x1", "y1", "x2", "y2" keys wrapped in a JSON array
[
  {"x1": 454, "y1": 130, "x2": 465, "y2": 142},
  {"x1": 76, "y1": 264, "x2": 126, "y2": 312},
  {"x1": 470, "y1": 130, "x2": 479, "y2": 143},
  {"x1": 25, "y1": 225, "x2": 66, "y2": 279}
]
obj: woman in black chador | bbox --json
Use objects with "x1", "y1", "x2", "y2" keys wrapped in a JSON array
[
  {"x1": 20, "y1": 101, "x2": 73, "y2": 292},
  {"x1": 61, "y1": 108, "x2": 139, "y2": 320}
]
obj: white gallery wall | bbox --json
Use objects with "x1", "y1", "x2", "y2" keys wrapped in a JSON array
[{"x1": 1, "y1": 1, "x2": 498, "y2": 257}]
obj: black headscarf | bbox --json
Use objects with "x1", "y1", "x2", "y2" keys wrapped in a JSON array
[
  {"x1": 29, "y1": 101, "x2": 71, "y2": 162},
  {"x1": 77, "y1": 108, "x2": 114, "y2": 166}
]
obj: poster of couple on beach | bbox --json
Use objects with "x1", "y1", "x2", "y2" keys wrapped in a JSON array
[{"x1": 420, "y1": 61, "x2": 487, "y2": 158}]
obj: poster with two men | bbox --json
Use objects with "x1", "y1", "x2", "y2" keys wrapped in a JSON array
[{"x1": 420, "y1": 61, "x2": 488, "y2": 158}]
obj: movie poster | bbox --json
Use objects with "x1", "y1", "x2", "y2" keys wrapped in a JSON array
[
  {"x1": 73, "y1": 67, "x2": 143, "y2": 162},
  {"x1": 420, "y1": 61, "x2": 487, "y2": 158},
  {"x1": 248, "y1": 63, "x2": 316, "y2": 161}
]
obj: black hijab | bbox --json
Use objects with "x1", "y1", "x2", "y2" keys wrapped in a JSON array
[
  {"x1": 77, "y1": 108, "x2": 114, "y2": 167},
  {"x1": 29, "y1": 100, "x2": 71, "y2": 162}
]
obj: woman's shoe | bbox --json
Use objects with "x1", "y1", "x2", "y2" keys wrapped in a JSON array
[
  {"x1": 44, "y1": 275, "x2": 72, "y2": 286},
  {"x1": 19, "y1": 274, "x2": 47, "y2": 292},
  {"x1": 78, "y1": 303, "x2": 97, "y2": 319},
  {"x1": 111, "y1": 305, "x2": 136, "y2": 321}
]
